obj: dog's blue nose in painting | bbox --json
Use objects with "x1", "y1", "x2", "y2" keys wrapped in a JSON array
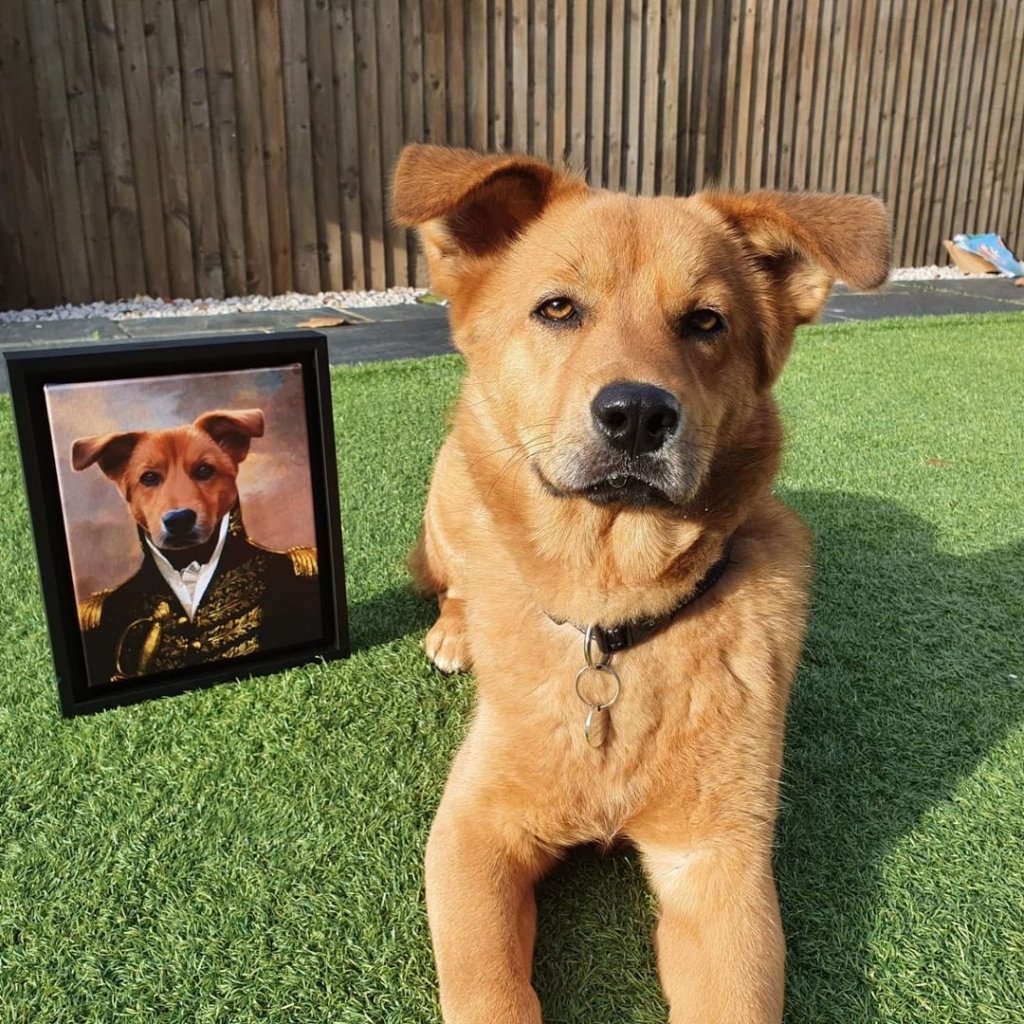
[
  {"x1": 591, "y1": 382, "x2": 681, "y2": 455},
  {"x1": 162, "y1": 508, "x2": 198, "y2": 535}
]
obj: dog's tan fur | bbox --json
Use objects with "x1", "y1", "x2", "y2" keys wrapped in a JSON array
[{"x1": 393, "y1": 144, "x2": 890, "y2": 1023}]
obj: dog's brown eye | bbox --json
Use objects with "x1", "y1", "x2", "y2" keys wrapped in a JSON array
[
  {"x1": 140, "y1": 471, "x2": 161, "y2": 487},
  {"x1": 683, "y1": 308, "x2": 726, "y2": 336},
  {"x1": 193, "y1": 463, "x2": 215, "y2": 481},
  {"x1": 535, "y1": 297, "x2": 579, "y2": 324}
]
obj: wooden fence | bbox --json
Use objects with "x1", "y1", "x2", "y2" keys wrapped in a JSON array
[{"x1": 2, "y1": 0, "x2": 1023, "y2": 310}]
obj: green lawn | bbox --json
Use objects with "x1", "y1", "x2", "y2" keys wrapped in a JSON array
[{"x1": 1, "y1": 313, "x2": 1022, "y2": 1023}]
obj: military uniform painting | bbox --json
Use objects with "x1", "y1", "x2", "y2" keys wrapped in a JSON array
[{"x1": 78, "y1": 507, "x2": 322, "y2": 686}]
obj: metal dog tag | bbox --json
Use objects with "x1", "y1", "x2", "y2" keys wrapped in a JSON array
[{"x1": 583, "y1": 705, "x2": 609, "y2": 748}]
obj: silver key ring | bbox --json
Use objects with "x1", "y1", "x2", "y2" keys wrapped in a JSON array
[{"x1": 574, "y1": 663, "x2": 621, "y2": 710}]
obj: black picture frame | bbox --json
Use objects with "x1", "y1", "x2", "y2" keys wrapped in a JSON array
[{"x1": 4, "y1": 331, "x2": 349, "y2": 716}]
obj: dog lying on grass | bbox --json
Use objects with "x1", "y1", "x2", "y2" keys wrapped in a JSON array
[
  {"x1": 71, "y1": 409, "x2": 320, "y2": 684},
  {"x1": 393, "y1": 143, "x2": 889, "y2": 1023}
]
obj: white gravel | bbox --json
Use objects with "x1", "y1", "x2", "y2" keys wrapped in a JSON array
[{"x1": 0, "y1": 269, "x2": 995, "y2": 325}]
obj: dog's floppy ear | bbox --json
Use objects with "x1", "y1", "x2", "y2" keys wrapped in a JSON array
[
  {"x1": 700, "y1": 190, "x2": 891, "y2": 325},
  {"x1": 392, "y1": 144, "x2": 584, "y2": 295},
  {"x1": 71, "y1": 432, "x2": 142, "y2": 480},
  {"x1": 193, "y1": 409, "x2": 265, "y2": 464}
]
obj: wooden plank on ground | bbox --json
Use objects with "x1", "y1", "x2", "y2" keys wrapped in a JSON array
[
  {"x1": 352, "y1": 0, "x2": 386, "y2": 287},
  {"x1": 24, "y1": 0, "x2": 92, "y2": 302},
  {"x1": 85, "y1": 0, "x2": 147, "y2": 297},
  {"x1": 255, "y1": 0, "x2": 293, "y2": 293},
  {"x1": 307, "y1": 0, "x2": 345, "y2": 290},
  {"x1": 143, "y1": 0, "x2": 196, "y2": 298},
  {"x1": 228, "y1": 0, "x2": 273, "y2": 294},
  {"x1": 115, "y1": 0, "x2": 171, "y2": 296},
  {"x1": 54, "y1": 0, "x2": 116, "y2": 300},
  {"x1": 280, "y1": 0, "x2": 320, "y2": 291},
  {"x1": 377, "y1": 0, "x2": 408, "y2": 285}
]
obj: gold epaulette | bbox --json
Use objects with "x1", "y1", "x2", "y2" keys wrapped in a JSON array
[
  {"x1": 78, "y1": 589, "x2": 112, "y2": 631},
  {"x1": 287, "y1": 546, "x2": 318, "y2": 577}
]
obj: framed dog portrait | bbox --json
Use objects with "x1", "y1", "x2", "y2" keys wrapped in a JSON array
[{"x1": 4, "y1": 331, "x2": 348, "y2": 716}]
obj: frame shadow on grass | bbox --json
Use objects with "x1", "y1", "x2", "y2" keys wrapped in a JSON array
[{"x1": 527, "y1": 490, "x2": 1023, "y2": 1023}]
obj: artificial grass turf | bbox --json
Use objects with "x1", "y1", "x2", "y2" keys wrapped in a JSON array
[{"x1": 0, "y1": 311, "x2": 1020, "y2": 1023}]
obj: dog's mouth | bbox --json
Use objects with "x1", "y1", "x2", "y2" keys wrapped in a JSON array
[{"x1": 534, "y1": 463, "x2": 676, "y2": 509}]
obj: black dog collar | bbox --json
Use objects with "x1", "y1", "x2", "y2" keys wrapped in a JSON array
[{"x1": 550, "y1": 536, "x2": 734, "y2": 656}]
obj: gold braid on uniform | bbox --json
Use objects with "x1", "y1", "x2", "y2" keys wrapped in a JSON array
[
  {"x1": 286, "y1": 546, "x2": 318, "y2": 577},
  {"x1": 78, "y1": 589, "x2": 112, "y2": 631}
]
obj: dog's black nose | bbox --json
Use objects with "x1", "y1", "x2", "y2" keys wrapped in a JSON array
[
  {"x1": 162, "y1": 508, "x2": 198, "y2": 535},
  {"x1": 591, "y1": 382, "x2": 681, "y2": 455}
]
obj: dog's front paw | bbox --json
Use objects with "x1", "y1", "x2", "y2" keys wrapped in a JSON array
[{"x1": 425, "y1": 598, "x2": 471, "y2": 674}]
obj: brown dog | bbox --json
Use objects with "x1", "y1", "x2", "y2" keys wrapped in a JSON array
[
  {"x1": 71, "y1": 410, "x2": 320, "y2": 684},
  {"x1": 393, "y1": 144, "x2": 890, "y2": 1023}
]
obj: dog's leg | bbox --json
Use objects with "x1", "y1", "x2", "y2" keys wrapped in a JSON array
[
  {"x1": 637, "y1": 839, "x2": 785, "y2": 1023},
  {"x1": 411, "y1": 439, "x2": 473, "y2": 674},
  {"x1": 426, "y1": 753, "x2": 553, "y2": 1023}
]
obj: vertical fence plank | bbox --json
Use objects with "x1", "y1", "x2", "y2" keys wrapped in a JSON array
[
  {"x1": 377, "y1": 0, "x2": 408, "y2": 286},
  {"x1": 143, "y1": 0, "x2": 196, "y2": 298},
  {"x1": 116, "y1": 0, "x2": 171, "y2": 296},
  {"x1": 255, "y1": 0, "x2": 293, "y2": 293},
  {"x1": 54, "y1": 0, "x2": 116, "y2": 300},
  {"x1": 400, "y1": 0, "x2": 427, "y2": 284},
  {"x1": 640, "y1": 0, "x2": 661, "y2": 194},
  {"x1": 423, "y1": 0, "x2": 447, "y2": 144},
  {"x1": 85, "y1": 0, "x2": 148, "y2": 297},
  {"x1": 0, "y1": 108, "x2": 29, "y2": 309},
  {"x1": 879, "y1": 0, "x2": 915, "y2": 214},
  {"x1": 307, "y1": 0, "x2": 344, "y2": 291},
  {"x1": 550, "y1": 0, "x2": 569, "y2": 163},
  {"x1": 510, "y1": 0, "x2": 529, "y2": 150},
  {"x1": 532, "y1": 0, "x2": 549, "y2": 159},
  {"x1": 466, "y1": 0, "x2": 488, "y2": 149},
  {"x1": 353, "y1": 0, "x2": 387, "y2": 286},
  {"x1": 623, "y1": 0, "x2": 642, "y2": 192},
  {"x1": 586, "y1": 0, "x2": 604, "y2": 181},
  {"x1": 280, "y1": 0, "x2": 319, "y2": 291},
  {"x1": 332, "y1": 0, "x2": 365, "y2": 289},
  {"x1": 228, "y1": 0, "x2": 273, "y2": 294},
  {"x1": 490, "y1": 0, "x2": 507, "y2": 149},
  {"x1": 199, "y1": 0, "x2": 247, "y2": 295},
  {"x1": 445, "y1": 0, "x2": 467, "y2": 146},
  {"x1": 24, "y1": 0, "x2": 93, "y2": 302},
  {"x1": 659, "y1": 0, "x2": 683, "y2": 194},
  {"x1": 569, "y1": 0, "x2": 589, "y2": 171}
]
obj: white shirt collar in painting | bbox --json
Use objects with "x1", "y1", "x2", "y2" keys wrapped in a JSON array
[{"x1": 144, "y1": 513, "x2": 230, "y2": 622}]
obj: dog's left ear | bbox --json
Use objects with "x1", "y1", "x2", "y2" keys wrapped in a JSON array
[
  {"x1": 392, "y1": 144, "x2": 585, "y2": 296},
  {"x1": 699, "y1": 190, "x2": 891, "y2": 325},
  {"x1": 194, "y1": 409, "x2": 265, "y2": 464}
]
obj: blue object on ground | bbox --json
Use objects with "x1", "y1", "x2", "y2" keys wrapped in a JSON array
[{"x1": 952, "y1": 233, "x2": 1024, "y2": 277}]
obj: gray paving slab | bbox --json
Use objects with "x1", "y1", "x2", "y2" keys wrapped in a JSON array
[{"x1": 1, "y1": 281, "x2": 1020, "y2": 396}]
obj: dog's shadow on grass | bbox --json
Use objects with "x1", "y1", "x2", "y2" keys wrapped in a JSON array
[
  {"x1": 347, "y1": 585, "x2": 435, "y2": 653},
  {"x1": 531, "y1": 490, "x2": 1023, "y2": 1023}
]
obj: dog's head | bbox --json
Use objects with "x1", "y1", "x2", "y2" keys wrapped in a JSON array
[
  {"x1": 394, "y1": 145, "x2": 890, "y2": 525},
  {"x1": 71, "y1": 409, "x2": 265, "y2": 550}
]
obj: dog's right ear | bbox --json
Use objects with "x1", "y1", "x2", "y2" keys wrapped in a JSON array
[
  {"x1": 71, "y1": 432, "x2": 142, "y2": 480},
  {"x1": 392, "y1": 144, "x2": 584, "y2": 295}
]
